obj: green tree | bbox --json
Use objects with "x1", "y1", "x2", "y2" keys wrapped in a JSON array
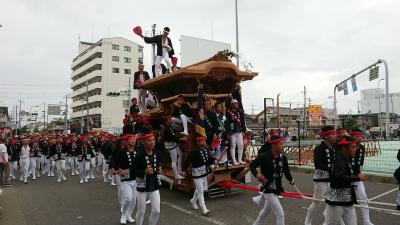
[{"x1": 343, "y1": 117, "x2": 359, "y2": 130}]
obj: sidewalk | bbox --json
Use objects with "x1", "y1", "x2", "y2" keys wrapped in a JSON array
[{"x1": 0, "y1": 186, "x2": 28, "y2": 225}]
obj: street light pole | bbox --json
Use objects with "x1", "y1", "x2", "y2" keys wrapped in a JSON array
[
  {"x1": 378, "y1": 78, "x2": 384, "y2": 116},
  {"x1": 235, "y1": 0, "x2": 239, "y2": 67},
  {"x1": 379, "y1": 59, "x2": 390, "y2": 140}
]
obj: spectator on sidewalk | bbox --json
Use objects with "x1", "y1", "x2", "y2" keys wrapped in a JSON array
[{"x1": 0, "y1": 137, "x2": 11, "y2": 187}]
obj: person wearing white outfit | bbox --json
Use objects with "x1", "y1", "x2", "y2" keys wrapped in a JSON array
[
  {"x1": 171, "y1": 95, "x2": 193, "y2": 136},
  {"x1": 29, "y1": 138, "x2": 42, "y2": 180},
  {"x1": 140, "y1": 27, "x2": 174, "y2": 77},
  {"x1": 50, "y1": 137, "x2": 67, "y2": 183},
  {"x1": 349, "y1": 129, "x2": 374, "y2": 225},
  {"x1": 76, "y1": 135, "x2": 94, "y2": 184},
  {"x1": 46, "y1": 138, "x2": 56, "y2": 177},
  {"x1": 114, "y1": 134, "x2": 138, "y2": 225},
  {"x1": 161, "y1": 115, "x2": 184, "y2": 181},
  {"x1": 6, "y1": 139, "x2": 20, "y2": 180},
  {"x1": 19, "y1": 139, "x2": 31, "y2": 184},
  {"x1": 226, "y1": 99, "x2": 246, "y2": 165},
  {"x1": 249, "y1": 135, "x2": 294, "y2": 225},
  {"x1": 323, "y1": 135, "x2": 365, "y2": 225},
  {"x1": 133, "y1": 65, "x2": 150, "y2": 112},
  {"x1": 305, "y1": 126, "x2": 337, "y2": 225},
  {"x1": 134, "y1": 133, "x2": 161, "y2": 225},
  {"x1": 181, "y1": 136, "x2": 215, "y2": 215}
]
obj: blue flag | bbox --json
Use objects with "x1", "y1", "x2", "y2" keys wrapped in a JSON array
[{"x1": 351, "y1": 77, "x2": 357, "y2": 92}]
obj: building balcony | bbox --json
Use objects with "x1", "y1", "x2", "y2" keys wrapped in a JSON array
[
  {"x1": 71, "y1": 81, "x2": 102, "y2": 98},
  {"x1": 71, "y1": 71, "x2": 102, "y2": 89},
  {"x1": 71, "y1": 44, "x2": 102, "y2": 69},
  {"x1": 70, "y1": 94, "x2": 102, "y2": 108},
  {"x1": 71, "y1": 57, "x2": 102, "y2": 79},
  {"x1": 70, "y1": 107, "x2": 102, "y2": 119}
]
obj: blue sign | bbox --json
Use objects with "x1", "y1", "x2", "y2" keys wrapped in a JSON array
[{"x1": 351, "y1": 77, "x2": 357, "y2": 92}]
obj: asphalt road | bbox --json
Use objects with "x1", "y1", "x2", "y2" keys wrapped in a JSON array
[{"x1": 1, "y1": 171, "x2": 399, "y2": 225}]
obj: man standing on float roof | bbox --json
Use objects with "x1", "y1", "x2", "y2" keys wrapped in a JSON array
[
  {"x1": 305, "y1": 126, "x2": 337, "y2": 225},
  {"x1": 139, "y1": 27, "x2": 174, "y2": 77}
]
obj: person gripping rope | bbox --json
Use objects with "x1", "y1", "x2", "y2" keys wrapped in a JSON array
[
  {"x1": 250, "y1": 135, "x2": 294, "y2": 225},
  {"x1": 349, "y1": 129, "x2": 374, "y2": 225},
  {"x1": 181, "y1": 136, "x2": 215, "y2": 215},
  {"x1": 323, "y1": 135, "x2": 364, "y2": 225},
  {"x1": 305, "y1": 126, "x2": 337, "y2": 225}
]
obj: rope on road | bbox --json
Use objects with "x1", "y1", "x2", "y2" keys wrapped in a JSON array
[
  {"x1": 292, "y1": 184, "x2": 400, "y2": 216},
  {"x1": 368, "y1": 187, "x2": 399, "y2": 201}
]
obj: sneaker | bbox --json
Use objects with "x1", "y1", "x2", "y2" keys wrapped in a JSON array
[
  {"x1": 190, "y1": 198, "x2": 198, "y2": 210},
  {"x1": 127, "y1": 216, "x2": 135, "y2": 223}
]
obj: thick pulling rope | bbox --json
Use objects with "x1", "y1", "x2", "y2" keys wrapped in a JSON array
[
  {"x1": 216, "y1": 181, "x2": 400, "y2": 215},
  {"x1": 292, "y1": 184, "x2": 400, "y2": 216}
]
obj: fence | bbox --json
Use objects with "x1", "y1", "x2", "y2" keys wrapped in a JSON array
[{"x1": 247, "y1": 140, "x2": 400, "y2": 176}]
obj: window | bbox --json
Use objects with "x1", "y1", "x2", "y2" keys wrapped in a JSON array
[
  {"x1": 138, "y1": 58, "x2": 143, "y2": 64},
  {"x1": 124, "y1": 46, "x2": 131, "y2": 52},
  {"x1": 122, "y1": 100, "x2": 129, "y2": 108},
  {"x1": 112, "y1": 56, "x2": 119, "y2": 62},
  {"x1": 112, "y1": 44, "x2": 119, "y2": 50},
  {"x1": 112, "y1": 68, "x2": 119, "y2": 73},
  {"x1": 124, "y1": 69, "x2": 131, "y2": 74},
  {"x1": 138, "y1": 46, "x2": 143, "y2": 52},
  {"x1": 124, "y1": 57, "x2": 131, "y2": 63}
]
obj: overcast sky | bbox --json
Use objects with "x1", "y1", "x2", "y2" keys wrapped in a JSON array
[{"x1": 1, "y1": 0, "x2": 399, "y2": 117}]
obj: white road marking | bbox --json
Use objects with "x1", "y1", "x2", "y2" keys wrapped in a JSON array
[{"x1": 161, "y1": 201, "x2": 228, "y2": 225}]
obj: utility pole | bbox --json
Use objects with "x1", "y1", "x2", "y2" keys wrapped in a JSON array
[
  {"x1": 276, "y1": 93, "x2": 281, "y2": 129},
  {"x1": 18, "y1": 100, "x2": 22, "y2": 132},
  {"x1": 43, "y1": 103, "x2": 46, "y2": 131},
  {"x1": 151, "y1": 24, "x2": 156, "y2": 65},
  {"x1": 303, "y1": 86, "x2": 307, "y2": 139},
  {"x1": 64, "y1": 95, "x2": 68, "y2": 134},
  {"x1": 235, "y1": 0, "x2": 239, "y2": 67},
  {"x1": 128, "y1": 77, "x2": 132, "y2": 109},
  {"x1": 15, "y1": 105, "x2": 18, "y2": 136},
  {"x1": 86, "y1": 81, "x2": 89, "y2": 132},
  {"x1": 80, "y1": 104, "x2": 84, "y2": 134}
]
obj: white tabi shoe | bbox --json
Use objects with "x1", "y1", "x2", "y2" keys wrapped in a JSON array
[
  {"x1": 57, "y1": 178, "x2": 61, "y2": 183},
  {"x1": 62, "y1": 175, "x2": 67, "y2": 181},
  {"x1": 190, "y1": 198, "x2": 199, "y2": 210},
  {"x1": 84, "y1": 178, "x2": 89, "y2": 183},
  {"x1": 120, "y1": 216, "x2": 127, "y2": 225},
  {"x1": 80, "y1": 179, "x2": 84, "y2": 184},
  {"x1": 201, "y1": 206, "x2": 210, "y2": 215},
  {"x1": 126, "y1": 216, "x2": 135, "y2": 223}
]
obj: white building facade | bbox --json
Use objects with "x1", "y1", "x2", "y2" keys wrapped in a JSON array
[
  {"x1": 70, "y1": 37, "x2": 143, "y2": 132},
  {"x1": 359, "y1": 88, "x2": 400, "y2": 115}
]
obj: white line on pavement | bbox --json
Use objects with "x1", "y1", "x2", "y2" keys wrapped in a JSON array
[{"x1": 161, "y1": 201, "x2": 228, "y2": 225}]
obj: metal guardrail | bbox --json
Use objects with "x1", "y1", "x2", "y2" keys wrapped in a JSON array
[{"x1": 247, "y1": 140, "x2": 399, "y2": 175}]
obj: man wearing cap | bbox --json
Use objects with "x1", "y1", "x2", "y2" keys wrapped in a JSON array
[
  {"x1": 50, "y1": 136, "x2": 67, "y2": 183},
  {"x1": 134, "y1": 132, "x2": 161, "y2": 225},
  {"x1": 161, "y1": 115, "x2": 184, "y2": 180},
  {"x1": 133, "y1": 64, "x2": 150, "y2": 112},
  {"x1": 140, "y1": 27, "x2": 174, "y2": 77},
  {"x1": 76, "y1": 135, "x2": 95, "y2": 184},
  {"x1": 172, "y1": 95, "x2": 192, "y2": 136},
  {"x1": 250, "y1": 135, "x2": 294, "y2": 225},
  {"x1": 305, "y1": 126, "x2": 337, "y2": 225},
  {"x1": 181, "y1": 136, "x2": 215, "y2": 215},
  {"x1": 19, "y1": 138, "x2": 31, "y2": 184},
  {"x1": 47, "y1": 137, "x2": 56, "y2": 177},
  {"x1": 29, "y1": 137, "x2": 42, "y2": 180},
  {"x1": 114, "y1": 134, "x2": 138, "y2": 224},
  {"x1": 7, "y1": 138, "x2": 19, "y2": 180},
  {"x1": 349, "y1": 129, "x2": 374, "y2": 225},
  {"x1": 227, "y1": 99, "x2": 247, "y2": 165},
  {"x1": 323, "y1": 135, "x2": 364, "y2": 225},
  {"x1": 257, "y1": 130, "x2": 277, "y2": 155}
]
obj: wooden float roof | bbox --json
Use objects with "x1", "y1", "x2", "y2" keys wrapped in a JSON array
[{"x1": 140, "y1": 54, "x2": 258, "y2": 90}]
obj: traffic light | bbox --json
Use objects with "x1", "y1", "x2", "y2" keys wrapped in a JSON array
[{"x1": 107, "y1": 92, "x2": 121, "y2": 96}]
